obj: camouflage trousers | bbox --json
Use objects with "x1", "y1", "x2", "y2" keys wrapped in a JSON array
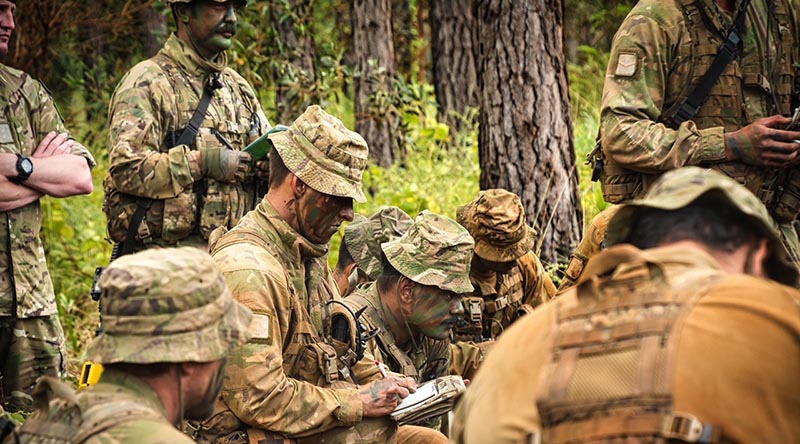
[{"x1": 0, "y1": 315, "x2": 66, "y2": 413}]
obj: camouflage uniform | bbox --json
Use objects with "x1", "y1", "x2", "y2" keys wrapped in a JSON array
[
  {"x1": 8, "y1": 247, "x2": 253, "y2": 444},
  {"x1": 597, "y1": 0, "x2": 800, "y2": 259},
  {"x1": 195, "y1": 106, "x2": 394, "y2": 444},
  {"x1": 343, "y1": 206, "x2": 413, "y2": 286},
  {"x1": 104, "y1": 31, "x2": 270, "y2": 251},
  {"x1": 558, "y1": 205, "x2": 620, "y2": 290},
  {"x1": 343, "y1": 209, "x2": 476, "y2": 392},
  {"x1": 0, "y1": 64, "x2": 96, "y2": 412},
  {"x1": 454, "y1": 189, "x2": 556, "y2": 342},
  {"x1": 451, "y1": 168, "x2": 800, "y2": 444}
]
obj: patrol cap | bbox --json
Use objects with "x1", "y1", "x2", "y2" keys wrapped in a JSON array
[
  {"x1": 85, "y1": 247, "x2": 253, "y2": 365},
  {"x1": 456, "y1": 189, "x2": 535, "y2": 263},
  {"x1": 344, "y1": 207, "x2": 413, "y2": 280},
  {"x1": 381, "y1": 210, "x2": 475, "y2": 294},
  {"x1": 270, "y1": 105, "x2": 369, "y2": 202},
  {"x1": 606, "y1": 167, "x2": 798, "y2": 286}
]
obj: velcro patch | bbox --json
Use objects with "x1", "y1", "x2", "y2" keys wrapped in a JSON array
[
  {"x1": 614, "y1": 52, "x2": 638, "y2": 77},
  {"x1": 248, "y1": 313, "x2": 272, "y2": 343},
  {"x1": 0, "y1": 123, "x2": 13, "y2": 144}
]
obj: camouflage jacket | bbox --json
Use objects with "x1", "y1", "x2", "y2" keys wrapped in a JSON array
[
  {"x1": 104, "y1": 33, "x2": 269, "y2": 249},
  {"x1": 12, "y1": 370, "x2": 194, "y2": 444},
  {"x1": 0, "y1": 64, "x2": 96, "y2": 318},
  {"x1": 200, "y1": 198, "x2": 382, "y2": 440},
  {"x1": 599, "y1": 0, "x2": 799, "y2": 203},
  {"x1": 454, "y1": 251, "x2": 556, "y2": 341},
  {"x1": 451, "y1": 244, "x2": 800, "y2": 444}
]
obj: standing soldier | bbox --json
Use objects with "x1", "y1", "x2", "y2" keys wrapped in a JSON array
[
  {"x1": 451, "y1": 167, "x2": 800, "y2": 444},
  {"x1": 104, "y1": 0, "x2": 270, "y2": 254},
  {"x1": 8, "y1": 247, "x2": 253, "y2": 443},
  {"x1": 195, "y1": 106, "x2": 416, "y2": 444},
  {"x1": 0, "y1": 0, "x2": 95, "y2": 412},
  {"x1": 453, "y1": 189, "x2": 556, "y2": 342},
  {"x1": 593, "y1": 0, "x2": 800, "y2": 262}
]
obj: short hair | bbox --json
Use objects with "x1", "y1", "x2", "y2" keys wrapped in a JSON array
[
  {"x1": 103, "y1": 362, "x2": 173, "y2": 379},
  {"x1": 335, "y1": 240, "x2": 355, "y2": 272},
  {"x1": 626, "y1": 195, "x2": 761, "y2": 252},
  {"x1": 376, "y1": 253, "x2": 403, "y2": 293},
  {"x1": 268, "y1": 149, "x2": 292, "y2": 189}
]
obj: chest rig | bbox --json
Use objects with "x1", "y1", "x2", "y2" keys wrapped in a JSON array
[
  {"x1": 595, "y1": 0, "x2": 799, "y2": 219},
  {"x1": 533, "y1": 253, "x2": 726, "y2": 444},
  {"x1": 454, "y1": 268, "x2": 527, "y2": 342}
]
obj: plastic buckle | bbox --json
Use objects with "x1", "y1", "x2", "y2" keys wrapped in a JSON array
[
  {"x1": 493, "y1": 295, "x2": 509, "y2": 311},
  {"x1": 468, "y1": 299, "x2": 482, "y2": 323},
  {"x1": 662, "y1": 412, "x2": 705, "y2": 443},
  {"x1": 324, "y1": 353, "x2": 339, "y2": 384}
]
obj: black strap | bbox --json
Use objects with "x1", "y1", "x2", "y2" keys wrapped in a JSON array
[
  {"x1": 665, "y1": 0, "x2": 752, "y2": 128},
  {"x1": 117, "y1": 75, "x2": 222, "y2": 257}
]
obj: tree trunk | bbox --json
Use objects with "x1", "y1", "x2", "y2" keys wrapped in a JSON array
[
  {"x1": 351, "y1": 0, "x2": 402, "y2": 168},
  {"x1": 392, "y1": 0, "x2": 415, "y2": 77},
  {"x1": 475, "y1": 0, "x2": 582, "y2": 265},
  {"x1": 430, "y1": 0, "x2": 479, "y2": 134},
  {"x1": 271, "y1": 0, "x2": 318, "y2": 124}
]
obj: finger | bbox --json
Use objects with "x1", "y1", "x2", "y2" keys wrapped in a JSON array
[
  {"x1": 763, "y1": 141, "x2": 800, "y2": 155},
  {"x1": 54, "y1": 139, "x2": 74, "y2": 155},
  {"x1": 33, "y1": 131, "x2": 58, "y2": 157},
  {"x1": 761, "y1": 115, "x2": 793, "y2": 128}
]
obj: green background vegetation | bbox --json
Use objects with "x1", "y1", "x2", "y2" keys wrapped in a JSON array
[{"x1": 14, "y1": 1, "x2": 629, "y2": 379}]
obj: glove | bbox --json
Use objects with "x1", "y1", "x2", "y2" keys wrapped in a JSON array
[{"x1": 201, "y1": 147, "x2": 252, "y2": 183}]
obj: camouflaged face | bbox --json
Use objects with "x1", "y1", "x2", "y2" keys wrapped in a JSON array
[
  {"x1": 381, "y1": 210, "x2": 474, "y2": 293},
  {"x1": 85, "y1": 247, "x2": 252, "y2": 364},
  {"x1": 270, "y1": 105, "x2": 369, "y2": 202},
  {"x1": 607, "y1": 167, "x2": 798, "y2": 286},
  {"x1": 344, "y1": 207, "x2": 413, "y2": 280},
  {"x1": 456, "y1": 189, "x2": 535, "y2": 263}
]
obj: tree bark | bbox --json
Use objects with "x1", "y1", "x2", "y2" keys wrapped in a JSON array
[
  {"x1": 430, "y1": 0, "x2": 479, "y2": 133},
  {"x1": 475, "y1": 0, "x2": 583, "y2": 265},
  {"x1": 351, "y1": 0, "x2": 402, "y2": 167},
  {"x1": 392, "y1": 0, "x2": 415, "y2": 77},
  {"x1": 270, "y1": 0, "x2": 318, "y2": 124}
]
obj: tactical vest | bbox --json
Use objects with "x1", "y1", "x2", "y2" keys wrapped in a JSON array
[
  {"x1": 597, "y1": 0, "x2": 799, "y2": 222},
  {"x1": 454, "y1": 267, "x2": 529, "y2": 342},
  {"x1": 532, "y1": 257, "x2": 726, "y2": 443},
  {"x1": 10, "y1": 377, "x2": 161, "y2": 444},
  {"x1": 104, "y1": 52, "x2": 264, "y2": 248}
]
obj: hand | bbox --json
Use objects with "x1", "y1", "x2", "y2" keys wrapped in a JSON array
[
  {"x1": 201, "y1": 147, "x2": 252, "y2": 183},
  {"x1": 359, "y1": 375, "x2": 417, "y2": 418},
  {"x1": 254, "y1": 159, "x2": 270, "y2": 180},
  {"x1": 723, "y1": 116, "x2": 800, "y2": 167},
  {"x1": 33, "y1": 131, "x2": 74, "y2": 158}
]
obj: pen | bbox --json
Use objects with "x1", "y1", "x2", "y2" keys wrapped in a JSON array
[{"x1": 375, "y1": 360, "x2": 388, "y2": 378}]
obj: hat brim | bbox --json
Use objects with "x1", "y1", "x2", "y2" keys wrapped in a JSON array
[
  {"x1": 84, "y1": 294, "x2": 252, "y2": 365},
  {"x1": 270, "y1": 130, "x2": 367, "y2": 203},
  {"x1": 473, "y1": 225, "x2": 535, "y2": 263},
  {"x1": 382, "y1": 241, "x2": 474, "y2": 294}
]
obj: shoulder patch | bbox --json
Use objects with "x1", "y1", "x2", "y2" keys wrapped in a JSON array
[
  {"x1": 248, "y1": 312, "x2": 272, "y2": 343},
  {"x1": 614, "y1": 52, "x2": 639, "y2": 77}
]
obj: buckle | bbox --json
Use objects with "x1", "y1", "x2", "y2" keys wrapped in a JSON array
[
  {"x1": 493, "y1": 295, "x2": 509, "y2": 311},
  {"x1": 468, "y1": 299, "x2": 482, "y2": 323},
  {"x1": 662, "y1": 412, "x2": 705, "y2": 443},
  {"x1": 323, "y1": 352, "x2": 339, "y2": 384}
]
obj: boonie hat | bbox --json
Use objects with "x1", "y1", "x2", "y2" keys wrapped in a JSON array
[{"x1": 457, "y1": 189, "x2": 535, "y2": 263}]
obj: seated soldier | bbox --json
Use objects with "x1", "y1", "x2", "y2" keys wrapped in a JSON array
[
  {"x1": 454, "y1": 189, "x2": 556, "y2": 342},
  {"x1": 338, "y1": 210, "x2": 475, "y2": 442},
  {"x1": 557, "y1": 205, "x2": 620, "y2": 290},
  {"x1": 333, "y1": 206, "x2": 413, "y2": 297},
  {"x1": 9, "y1": 247, "x2": 252, "y2": 443}
]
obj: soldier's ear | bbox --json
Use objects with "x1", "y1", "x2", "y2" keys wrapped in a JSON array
[{"x1": 291, "y1": 176, "x2": 307, "y2": 198}]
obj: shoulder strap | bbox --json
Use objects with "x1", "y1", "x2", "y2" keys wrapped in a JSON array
[{"x1": 663, "y1": 0, "x2": 753, "y2": 128}]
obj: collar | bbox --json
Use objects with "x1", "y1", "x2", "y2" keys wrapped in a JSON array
[
  {"x1": 93, "y1": 368, "x2": 168, "y2": 417},
  {"x1": 161, "y1": 33, "x2": 228, "y2": 77},
  {"x1": 255, "y1": 198, "x2": 329, "y2": 260}
]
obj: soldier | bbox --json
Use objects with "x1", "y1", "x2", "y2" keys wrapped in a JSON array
[
  {"x1": 332, "y1": 206, "x2": 413, "y2": 297},
  {"x1": 0, "y1": 0, "x2": 95, "y2": 412},
  {"x1": 339, "y1": 210, "x2": 475, "y2": 442},
  {"x1": 8, "y1": 247, "x2": 253, "y2": 443},
  {"x1": 453, "y1": 189, "x2": 556, "y2": 342},
  {"x1": 451, "y1": 167, "x2": 800, "y2": 444},
  {"x1": 104, "y1": 0, "x2": 270, "y2": 253},
  {"x1": 195, "y1": 105, "x2": 416, "y2": 444},
  {"x1": 593, "y1": 0, "x2": 800, "y2": 262},
  {"x1": 557, "y1": 205, "x2": 620, "y2": 290}
]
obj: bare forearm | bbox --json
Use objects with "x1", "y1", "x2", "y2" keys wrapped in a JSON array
[
  {"x1": 0, "y1": 175, "x2": 42, "y2": 211},
  {"x1": 25, "y1": 155, "x2": 93, "y2": 197}
]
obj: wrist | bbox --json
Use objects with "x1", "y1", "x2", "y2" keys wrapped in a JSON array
[{"x1": 10, "y1": 153, "x2": 33, "y2": 184}]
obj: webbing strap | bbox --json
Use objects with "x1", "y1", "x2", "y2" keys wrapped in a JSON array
[
  {"x1": 664, "y1": 0, "x2": 752, "y2": 128},
  {"x1": 542, "y1": 411, "x2": 719, "y2": 444}
]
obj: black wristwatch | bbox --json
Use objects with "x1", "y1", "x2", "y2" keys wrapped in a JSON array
[{"x1": 10, "y1": 153, "x2": 33, "y2": 184}]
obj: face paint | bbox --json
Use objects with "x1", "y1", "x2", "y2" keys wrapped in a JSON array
[
  {"x1": 185, "y1": 0, "x2": 240, "y2": 59},
  {"x1": 406, "y1": 284, "x2": 463, "y2": 340},
  {"x1": 184, "y1": 359, "x2": 227, "y2": 421},
  {"x1": 296, "y1": 187, "x2": 354, "y2": 244}
]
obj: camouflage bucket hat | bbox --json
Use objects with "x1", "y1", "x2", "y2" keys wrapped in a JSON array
[
  {"x1": 381, "y1": 210, "x2": 475, "y2": 293},
  {"x1": 606, "y1": 167, "x2": 798, "y2": 286},
  {"x1": 456, "y1": 189, "x2": 535, "y2": 263},
  {"x1": 85, "y1": 247, "x2": 253, "y2": 365},
  {"x1": 270, "y1": 105, "x2": 369, "y2": 202},
  {"x1": 344, "y1": 207, "x2": 414, "y2": 280}
]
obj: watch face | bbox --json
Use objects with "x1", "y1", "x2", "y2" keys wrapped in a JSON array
[{"x1": 20, "y1": 157, "x2": 33, "y2": 175}]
